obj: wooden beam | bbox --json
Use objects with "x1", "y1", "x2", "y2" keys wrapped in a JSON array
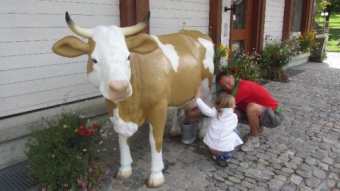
[
  {"x1": 300, "y1": 0, "x2": 314, "y2": 33},
  {"x1": 282, "y1": 0, "x2": 294, "y2": 40},
  {"x1": 209, "y1": 0, "x2": 222, "y2": 47},
  {"x1": 249, "y1": 0, "x2": 266, "y2": 53},
  {"x1": 120, "y1": 0, "x2": 136, "y2": 27},
  {"x1": 120, "y1": 0, "x2": 150, "y2": 34},
  {"x1": 136, "y1": 0, "x2": 150, "y2": 34}
]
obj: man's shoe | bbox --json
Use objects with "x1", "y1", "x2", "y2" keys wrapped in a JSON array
[
  {"x1": 243, "y1": 126, "x2": 266, "y2": 141},
  {"x1": 241, "y1": 136, "x2": 260, "y2": 152}
]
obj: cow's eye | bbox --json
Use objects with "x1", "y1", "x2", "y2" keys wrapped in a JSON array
[
  {"x1": 92, "y1": 59, "x2": 97, "y2": 63},
  {"x1": 127, "y1": 55, "x2": 130, "y2": 60}
]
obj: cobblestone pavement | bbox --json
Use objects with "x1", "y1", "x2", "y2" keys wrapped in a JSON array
[{"x1": 98, "y1": 54, "x2": 340, "y2": 191}]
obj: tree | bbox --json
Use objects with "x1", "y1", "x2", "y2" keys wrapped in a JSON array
[{"x1": 324, "y1": 0, "x2": 340, "y2": 21}]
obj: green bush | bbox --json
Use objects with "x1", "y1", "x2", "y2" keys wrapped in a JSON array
[
  {"x1": 221, "y1": 50, "x2": 260, "y2": 83},
  {"x1": 25, "y1": 111, "x2": 110, "y2": 191}
]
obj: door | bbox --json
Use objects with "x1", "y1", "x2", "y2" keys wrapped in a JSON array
[{"x1": 230, "y1": 0, "x2": 251, "y2": 52}]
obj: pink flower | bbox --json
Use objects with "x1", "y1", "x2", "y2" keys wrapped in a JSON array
[
  {"x1": 98, "y1": 177, "x2": 102, "y2": 182},
  {"x1": 105, "y1": 169, "x2": 110, "y2": 175},
  {"x1": 89, "y1": 168, "x2": 93, "y2": 172},
  {"x1": 42, "y1": 188, "x2": 46, "y2": 191},
  {"x1": 92, "y1": 189, "x2": 96, "y2": 191},
  {"x1": 77, "y1": 179, "x2": 82, "y2": 183},
  {"x1": 82, "y1": 182, "x2": 87, "y2": 187}
]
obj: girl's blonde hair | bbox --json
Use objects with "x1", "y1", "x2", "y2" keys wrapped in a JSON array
[{"x1": 214, "y1": 94, "x2": 235, "y2": 120}]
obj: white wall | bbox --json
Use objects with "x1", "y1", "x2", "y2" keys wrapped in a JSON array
[
  {"x1": 149, "y1": 0, "x2": 210, "y2": 35},
  {"x1": 263, "y1": 0, "x2": 285, "y2": 47},
  {"x1": 0, "y1": 0, "x2": 120, "y2": 118},
  {"x1": 0, "y1": 0, "x2": 119, "y2": 169}
]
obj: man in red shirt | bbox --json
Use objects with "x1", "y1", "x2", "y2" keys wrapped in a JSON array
[{"x1": 215, "y1": 71, "x2": 283, "y2": 151}]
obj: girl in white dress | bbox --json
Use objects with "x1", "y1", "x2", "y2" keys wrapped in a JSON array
[{"x1": 194, "y1": 87, "x2": 243, "y2": 166}]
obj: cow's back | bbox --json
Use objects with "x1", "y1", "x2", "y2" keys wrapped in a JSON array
[{"x1": 130, "y1": 30, "x2": 214, "y2": 108}]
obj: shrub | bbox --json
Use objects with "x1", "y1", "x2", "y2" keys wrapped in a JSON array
[
  {"x1": 221, "y1": 50, "x2": 260, "y2": 82},
  {"x1": 259, "y1": 39, "x2": 296, "y2": 69},
  {"x1": 298, "y1": 31, "x2": 319, "y2": 53},
  {"x1": 25, "y1": 111, "x2": 110, "y2": 191}
]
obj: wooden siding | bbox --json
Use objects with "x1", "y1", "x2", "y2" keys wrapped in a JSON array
[
  {"x1": 0, "y1": 0, "x2": 120, "y2": 117},
  {"x1": 263, "y1": 0, "x2": 285, "y2": 44},
  {"x1": 149, "y1": 0, "x2": 210, "y2": 35}
]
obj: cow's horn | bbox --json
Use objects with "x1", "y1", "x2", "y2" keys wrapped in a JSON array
[
  {"x1": 122, "y1": 11, "x2": 150, "y2": 36},
  {"x1": 65, "y1": 12, "x2": 92, "y2": 38}
]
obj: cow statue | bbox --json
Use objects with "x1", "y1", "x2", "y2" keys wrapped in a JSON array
[{"x1": 52, "y1": 11, "x2": 214, "y2": 188}]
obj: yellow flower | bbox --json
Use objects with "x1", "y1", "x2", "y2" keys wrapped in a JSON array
[
  {"x1": 219, "y1": 44, "x2": 225, "y2": 50},
  {"x1": 52, "y1": 154, "x2": 55, "y2": 158},
  {"x1": 74, "y1": 129, "x2": 78, "y2": 133}
]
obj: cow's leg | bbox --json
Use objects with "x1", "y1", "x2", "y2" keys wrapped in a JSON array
[
  {"x1": 146, "y1": 103, "x2": 167, "y2": 188},
  {"x1": 116, "y1": 135, "x2": 133, "y2": 179},
  {"x1": 169, "y1": 108, "x2": 184, "y2": 136},
  {"x1": 198, "y1": 78, "x2": 212, "y2": 139},
  {"x1": 110, "y1": 108, "x2": 138, "y2": 180}
]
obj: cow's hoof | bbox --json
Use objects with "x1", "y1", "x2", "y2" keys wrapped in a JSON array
[
  {"x1": 169, "y1": 129, "x2": 181, "y2": 137},
  {"x1": 147, "y1": 177, "x2": 164, "y2": 188},
  {"x1": 116, "y1": 170, "x2": 132, "y2": 179}
]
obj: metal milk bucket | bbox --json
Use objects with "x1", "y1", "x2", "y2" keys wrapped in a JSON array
[{"x1": 178, "y1": 116, "x2": 200, "y2": 144}]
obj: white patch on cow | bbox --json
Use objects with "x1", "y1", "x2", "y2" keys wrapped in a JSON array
[
  {"x1": 148, "y1": 124, "x2": 165, "y2": 179},
  {"x1": 116, "y1": 130, "x2": 133, "y2": 172},
  {"x1": 151, "y1": 35, "x2": 180, "y2": 72},
  {"x1": 198, "y1": 38, "x2": 214, "y2": 74},
  {"x1": 89, "y1": 26, "x2": 132, "y2": 102},
  {"x1": 111, "y1": 107, "x2": 138, "y2": 137}
]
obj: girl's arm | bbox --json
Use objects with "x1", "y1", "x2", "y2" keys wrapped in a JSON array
[
  {"x1": 195, "y1": 98, "x2": 216, "y2": 117},
  {"x1": 194, "y1": 88, "x2": 216, "y2": 117}
]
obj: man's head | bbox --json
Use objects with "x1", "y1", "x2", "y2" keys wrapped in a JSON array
[{"x1": 216, "y1": 71, "x2": 235, "y2": 92}]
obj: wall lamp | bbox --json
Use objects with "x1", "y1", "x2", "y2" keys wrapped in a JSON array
[
  {"x1": 224, "y1": 7, "x2": 235, "y2": 12},
  {"x1": 224, "y1": 0, "x2": 242, "y2": 12}
]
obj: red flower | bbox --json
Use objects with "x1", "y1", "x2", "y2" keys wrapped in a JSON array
[
  {"x1": 77, "y1": 124, "x2": 88, "y2": 136},
  {"x1": 273, "y1": 51, "x2": 279, "y2": 57},
  {"x1": 87, "y1": 129, "x2": 93, "y2": 136},
  {"x1": 232, "y1": 66, "x2": 238, "y2": 72},
  {"x1": 91, "y1": 124, "x2": 98, "y2": 130}
]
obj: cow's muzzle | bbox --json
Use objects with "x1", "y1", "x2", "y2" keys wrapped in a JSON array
[{"x1": 108, "y1": 80, "x2": 132, "y2": 100}]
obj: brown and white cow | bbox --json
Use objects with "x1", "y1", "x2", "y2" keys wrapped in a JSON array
[{"x1": 52, "y1": 11, "x2": 214, "y2": 188}]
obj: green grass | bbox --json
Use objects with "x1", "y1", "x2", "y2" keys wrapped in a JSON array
[{"x1": 315, "y1": 14, "x2": 340, "y2": 52}]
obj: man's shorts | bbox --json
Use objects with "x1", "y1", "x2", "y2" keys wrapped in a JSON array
[{"x1": 236, "y1": 107, "x2": 284, "y2": 128}]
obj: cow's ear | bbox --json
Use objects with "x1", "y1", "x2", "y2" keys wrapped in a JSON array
[
  {"x1": 52, "y1": 36, "x2": 89, "y2": 58},
  {"x1": 126, "y1": 33, "x2": 158, "y2": 54}
]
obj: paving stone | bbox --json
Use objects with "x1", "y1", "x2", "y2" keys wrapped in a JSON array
[
  {"x1": 228, "y1": 176, "x2": 241, "y2": 184},
  {"x1": 298, "y1": 186, "x2": 314, "y2": 191},
  {"x1": 281, "y1": 183, "x2": 297, "y2": 191},
  {"x1": 240, "y1": 181, "x2": 255, "y2": 189},
  {"x1": 318, "y1": 162, "x2": 329, "y2": 171},
  {"x1": 268, "y1": 179, "x2": 284, "y2": 190},
  {"x1": 300, "y1": 164, "x2": 313, "y2": 172},
  {"x1": 282, "y1": 167, "x2": 294, "y2": 174},
  {"x1": 274, "y1": 170, "x2": 290, "y2": 177},
  {"x1": 306, "y1": 177, "x2": 322, "y2": 188},
  {"x1": 305, "y1": 157, "x2": 317, "y2": 165},
  {"x1": 313, "y1": 168, "x2": 326, "y2": 179},
  {"x1": 215, "y1": 182, "x2": 228, "y2": 190},
  {"x1": 296, "y1": 170, "x2": 312, "y2": 178},
  {"x1": 311, "y1": 151, "x2": 325, "y2": 160},
  {"x1": 290, "y1": 174, "x2": 303, "y2": 185}
]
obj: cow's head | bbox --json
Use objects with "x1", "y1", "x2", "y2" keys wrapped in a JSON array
[{"x1": 52, "y1": 11, "x2": 157, "y2": 103}]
